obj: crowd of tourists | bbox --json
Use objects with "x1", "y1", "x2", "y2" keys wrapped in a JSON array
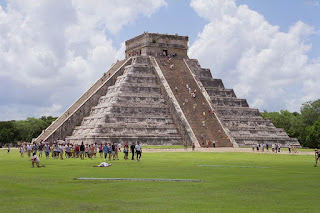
[
  {"x1": 251, "y1": 143, "x2": 298, "y2": 153},
  {"x1": 18, "y1": 141, "x2": 142, "y2": 162}
]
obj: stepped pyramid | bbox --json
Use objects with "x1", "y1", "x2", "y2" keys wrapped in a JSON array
[{"x1": 36, "y1": 33, "x2": 300, "y2": 147}]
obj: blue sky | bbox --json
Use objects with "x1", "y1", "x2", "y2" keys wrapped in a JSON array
[{"x1": 0, "y1": 0, "x2": 319, "y2": 120}]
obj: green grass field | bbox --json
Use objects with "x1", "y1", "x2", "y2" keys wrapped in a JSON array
[{"x1": 0, "y1": 149, "x2": 319, "y2": 213}]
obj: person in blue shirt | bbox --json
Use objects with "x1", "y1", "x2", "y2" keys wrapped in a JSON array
[{"x1": 103, "y1": 143, "x2": 109, "y2": 161}]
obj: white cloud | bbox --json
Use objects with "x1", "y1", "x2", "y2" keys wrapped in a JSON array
[
  {"x1": 189, "y1": 0, "x2": 320, "y2": 112},
  {"x1": 0, "y1": 0, "x2": 166, "y2": 120}
]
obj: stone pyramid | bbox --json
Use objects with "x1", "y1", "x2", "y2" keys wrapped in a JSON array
[{"x1": 36, "y1": 33, "x2": 299, "y2": 147}]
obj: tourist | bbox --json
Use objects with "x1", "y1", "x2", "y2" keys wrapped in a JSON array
[
  {"x1": 261, "y1": 143, "x2": 264, "y2": 152},
  {"x1": 252, "y1": 144, "x2": 255, "y2": 151},
  {"x1": 27, "y1": 144, "x2": 32, "y2": 157},
  {"x1": 118, "y1": 142, "x2": 122, "y2": 152},
  {"x1": 38, "y1": 143, "x2": 44, "y2": 157},
  {"x1": 278, "y1": 143, "x2": 281, "y2": 152},
  {"x1": 52, "y1": 145, "x2": 58, "y2": 158},
  {"x1": 135, "y1": 142, "x2": 142, "y2": 162},
  {"x1": 30, "y1": 153, "x2": 45, "y2": 168},
  {"x1": 85, "y1": 144, "x2": 89, "y2": 158},
  {"x1": 131, "y1": 143, "x2": 135, "y2": 160},
  {"x1": 107, "y1": 143, "x2": 112, "y2": 161},
  {"x1": 93, "y1": 162, "x2": 112, "y2": 167},
  {"x1": 44, "y1": 144, "x2": 50, "y2": 159},
  {"x1": 74, "y1": 144, "x2": 80, "y2": 158},
  {"x1": 79, "y1": 142, "x2": 85, "y2": 160},
  {"x1": 212, "y1": 141, "x2": 216, "y2": 148},
  {"x1": 32, "y1": 143, "x2": 38, "y2": 154},
  {"x1": 202, "y1": 120, "x2": 206, "y2": 127},
  {"x1": 288, "y1": 144, "x2": 292, "y2": 153},
  {"x1": 123, "y1": 142, "x2": 129, "y2": 160},
  {"x1": 89, "y1": 145, "x2": 94, "y2": 159},
  {"x1": 94, "y1": 143, "x2": 98, "y2": 158},
  {"x1": 266, "y1": 143, "x2": 269, "y2": 151},
  {"x1": 65, "y1": 145, "x2": 71, "y2": 158},
  {"x1": 7, "y1": 146, "x2": 10, "y2": 154},
  {"x1": 70, "y1": 144, "x2": 74, "y2": 158},
  {"x1": 272, "y1": 144, "x2": 275, "y2": 152},
  {"x1": 98, "y1": 144, "x2": 103, "y2": 158},
  {"x1": 103, "y1": 143, "x2": 109, "y2": 160},
  {"x1": 59, "y1": 144, "x2": 64, "y2": 160},
  {"x1": 19, "y1": 145, "x2": 25, "y2": 157},
  {"x1": 111, "y1": 143, "x2": 116, "y2": 160},
  {"x1": 184, "y1": 142, "x2": 187, "y2": 150},
  {"x1": 314, "y1": 149, "x2": 320, "y2": 167},
  {"x1": 192, "y1": 142, "x2": 195, "y2": 151}
]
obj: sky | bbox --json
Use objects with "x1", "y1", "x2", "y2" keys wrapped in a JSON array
[{"x1": 0, "y1": 0, "x2": 319, "y2": 121}]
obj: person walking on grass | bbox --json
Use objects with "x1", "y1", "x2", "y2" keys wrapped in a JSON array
[
  {"x1": 103, "y1": 143, "x2": 109, "y2": 161},
  {"x1": 93, "y1": 143, "x2": 98, "y2": 158},
  {"x1": 44, "y1": 144, "x2": 50, "y2": 159},
  {"x1": 89, "y1": 145, "x2": 94, "y2": 159},
  {"x1": 135, "y1": 142, "x2": 142, "y2": 162},
  {"x1": 79, "y1": 142, "x2": 85, "y2": 160},
  {"x1": 131, "y1": 142, "x2": 135, "y2": 160},
  {"x1": 314, "y1": 149, "x2": 320, "y2": 167},
  {"x1": 107, "y1": 143, "x2": 112, "y2": 161},
  {"x1": 30, "y1": 153, "x2": 45, "y2": 168},
  {"x1": 111, "y1": 143, "x2": 116, "y2": 160},
  {"x1": 99, "y1": 144, "x2": 103, "y2": 158},
  {"x1": 20, "y1": 145, "x2": 25, "y2": 157},
  {"x1": 123, "y1": 142, "x2": 129, "y2": 160}
]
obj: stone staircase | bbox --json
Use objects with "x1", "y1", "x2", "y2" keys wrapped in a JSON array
[
  {"x1": 185, "y1": 59, "x2": 299, "y2": 147},
  {"x1": 35, "y1": 58, "x2": 132, "y2": 143},
  {"x1": 66, "y1": 56, "x2": 182, "y2": 145},
  {"x1": 156, "y1": 57, "x2": 232, "y2": 147}
]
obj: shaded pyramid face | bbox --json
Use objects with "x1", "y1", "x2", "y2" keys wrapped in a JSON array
[
  {"x1": 184, "y1": 59, "x2": 299, "y2": 146},
  {"x1": 66, "y1": 56, "x2": 182, "y2": 145}
]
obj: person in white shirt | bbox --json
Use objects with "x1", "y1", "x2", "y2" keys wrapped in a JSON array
[
  {"x1": 27, "y1": 144, "x2": 32, "y2": 157},
  {"x1": 135, "y1": 142, "x2": 142, "y2": 162},
  {"x1": 93, "y1": 162, "x2": 112, "y2": 167},
  {"x1": 30, "y1": 153, "x2": 45, "y2": 168}
]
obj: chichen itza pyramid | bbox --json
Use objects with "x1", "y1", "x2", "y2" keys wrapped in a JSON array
[{"x1": 36, "y1": 33, "x2": 300, "y2": 147}]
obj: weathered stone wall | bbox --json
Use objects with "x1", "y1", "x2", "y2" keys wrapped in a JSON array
[
  {"x1": 42, "y1": 59, "x2": 132, "y2": 143},
  {"x1": 66, "y1": 56, "x2": 183, "y2": 145},
  {"x1": 125, "y1": 33, "x2": 188, "y2": 58}
]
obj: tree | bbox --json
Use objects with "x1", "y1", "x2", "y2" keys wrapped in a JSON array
[
  {"x1": 0, "y1": 121, "x2": 16, "y2": 145},
  {"x1": 301, "y1": 99, "x2": 320, "y2": 126},
  {"x1": 305, "y1": 118, "x2": 320, "y2": 148}
]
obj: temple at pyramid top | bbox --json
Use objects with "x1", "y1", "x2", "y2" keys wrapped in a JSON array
[
  {"x1": 125, "y1": 32, "x2": 189, "y2": 58},
  {"x1": 35, "y1": 32, "x2": 300, "y2": 148}
]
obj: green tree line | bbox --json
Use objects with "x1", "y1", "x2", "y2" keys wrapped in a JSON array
[
  {"x1": 0, "y1": 116, "x2": 57, "y2": 146},
  {"x1": 262, "y1": 99, "x2": 320, "y2": 148}
]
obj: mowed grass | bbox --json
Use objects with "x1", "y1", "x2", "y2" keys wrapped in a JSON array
[{"x1": 0, "y1": 149, "x2": 319, "y2": 213}]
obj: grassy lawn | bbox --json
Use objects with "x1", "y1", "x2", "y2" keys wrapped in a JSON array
[{"x1": 0, "y1": 149, "x2": 319, "y2": 213}]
